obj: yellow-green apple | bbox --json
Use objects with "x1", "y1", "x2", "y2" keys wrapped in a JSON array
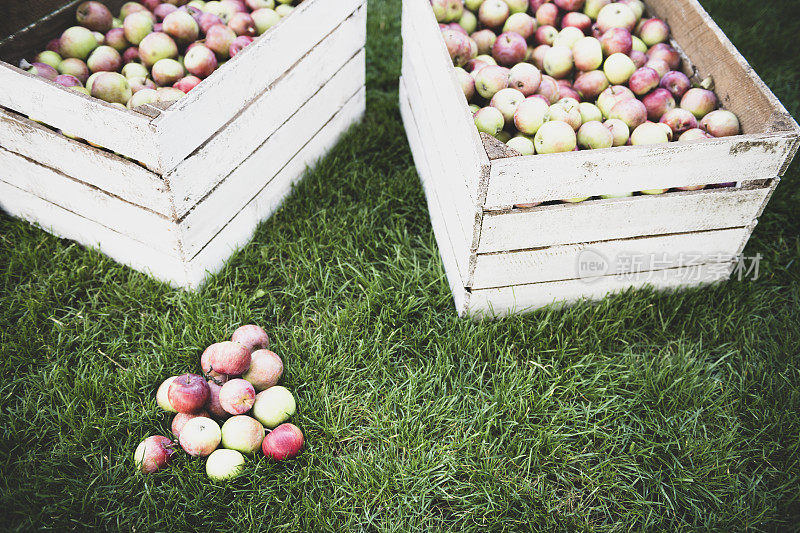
[
  {"x1": 496, "y1": 130, "x2": 513, "y2": 143},
  {"x1": 127, "y1": 87, "x2": 158, "y2": 108},
  {"x1": 600, "y1": 27, "x2": 632, "y2": 56},
  {"x1": 123, "y1": 12, "x2": 154, "y2": 46},
  {"x1": 219, "y1": 378, "x2": 256, "y2": 415},
  {"x1": 583, "y1": 0, "x2": 611, "y2": 19},
  {"x1": 252, "y1": 8, "x2": 280, "y2": 34},
  {"x1": 127, "y1": 76, "x2": 155, "y2": 93},
  {"x1": 479, "y1": 0, "x2": 510, "y2": 29},
  {"x1": 508, "y1": 62, "x2": 542, "y2": 96},
  {"x1": 36, "y1": 51, "x2": 62, "y2": 69},
  {"x1": 597, "y1": 84, "x2": 634, "y2": 117},
  {"x1": 680, "y1": 88, "x2": 717, "y2": 119},
  {"x1": 507, "y1": 135, "x2": 535, "y2": 155},
  {"x1": 641, "y1": 87, "x2": 675, "y2": 121},
  {"x1": 604, "y1": 118, "x2": 630, "y2": 146},
  {"x1": 431, "y1": 0, "x2": 463, "y2": 23},
  {"x1": 493, "y1": 32, "x2": 527, "y2": 66},
  {"x1": 455, "y1": 67, "x2": 475, "y2": 101},
  {"x1": 659, "y1": 107, "x2": 697, "y2": 136},
  {"x1": 134, "y1": 435, "x2": 176, "y2": 473},
  {"x1": 139, "y1": 32, "x2": 178, "y2": 67},
  {"x1": 573, "y1": 69, "x2": 609, "y2": 100},
  {"x1": 553, "y1": 27, "x2": 584, "y2": 49},
  {"x1": 543, "y1": 45, "x2": 573, "y2": 79},
  {"x1": 700, "y1": 110, "x2": 740, "y2": 137},
  {"x1": 631, "y1": 121, "x2": 669, "y2": 145},
  {"x1": 90, "y1": 72, "x2": 132, "y2": 103},
  {"x1": 474, "y1": 65, "x2": 509, "y2": 99},
  {"x1": 471, "y1": 29, "x2": 497, "y2": 55},
  {"x1": 545, "y1": 100, "x2": 582, "y2": 130},
  {"x1": 660, "y1": 71, "x2": 691, "y2": 99},
  {"x1": 87, "y1": 45, "x2": 122, "y2": 72},
  {"x1": 221, "y1": 415, "x2": 265, "y2": 453},
  {"x1": 679, "y1": 128, "x2": 713, "y2": 142},
  {"x1": 609, "y1": 97, "x2": 647, "y2": 129},
  {"x1": 639, "y1": 18, "x2": 669, "y2": 46},
  {"x1": 504, "y1": 0, "x2": 530, "y2": 14},
  {"x1": 163, "y1": 10, "x2": 200, "y2": 44},
  {"x1": 572, "y1": 37, "x2": 603, "y2": 72},
  {"x1": 465, "y1": 0, "x2": 483, "y2": 10},
  {"x1": 120, "y1": 2, "x2": 149, "y2": 19},
  {"x1": 206, "y1": 448, "x2": 245, "y2": 480},
  {"x1": 534, "y1": 120, "x2": 577, "y2": 153},
  {"x1": 156, "y1": 86, "x2": 185, "y2": 104},
  {"x1": 596, "y1": 3, "x2": 636, "y2": 33},
  {"x1": 577, "y1": 120, "x2": 614, "y2": 149},
  {"x1": 253, "y1": 386, "x2": 296, "y2": 429},
  {"x1": 60, "y1": 26, "x2": 100, "y2": 60},
  {"x1": 514, "y1": 95, "x2": 550, "y2": 134},
  {"x1": 172, "y1": 410, "x2": 212, "y2": 439},
  {"x1": 603, "y1": 52, "x2": 635, "y2": 84},
  {"x1": 503, "y1": 13, "x2": 536, "y2": 40},
  {"x1": 262, "y1": 423, "x2": 304, "y2": 461},
  {"x1": 156, "y1": 376, "x2": 179, "y2": 412},
  {"x1": 474, "y1": 106, "x2": 505, "y2": 136},
  {"x1": 579, "y1": 102, "x2": 603, "y2": 122},
  {"x1": 618, "y1": 0, "x2": 645, "y2": 20},
  {"x1": 122, "y1": 61, "x2": 148, "y2": 78},
  {"x1": 168, "y1": 373, "x2": 210, "y2": 413},
  {"x1": 152, "y1": 58, "x2": 185, "y2": 86},
  {"x1": 179, "y1": 416, "x2": 221, "y2": 456},
  {"x1": 490, "y1": 87, "x2": 526, "y2": 125}
]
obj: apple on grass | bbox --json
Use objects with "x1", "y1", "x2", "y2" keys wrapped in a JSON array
[
  {"x1": 134, "y1": 435, "x2": 176, "y2": 473},
  {"x1": 205, "y1": 341, "x2": 252, "y2": 376},
  {"x1": 253, "y1": 386, "x2": 296, "y2": 429},
  {"x1": 219, "y1": 379, "x2": 256, "y2": 415},
  {"x1": 172, "y1": 410, "x2": 212, "y2": 439},
  {"x1": 243, "y1": 349, "x2": 284, "y2": 391},
  {"x1": 262, "y1": 423, "x2": 304, "y2": 461},
  {"x1": 179, "y1": 416, "x2": 221, "y2": 457},
  {"x1": 168, "y1": 373, "x2": 210, "y2": 414},
  {"x1": 221, "y1": 415, "x2": 265, "y2": 453},
  {"x1": 206, "y1": 449, "x2": 245, "y2": 480}
]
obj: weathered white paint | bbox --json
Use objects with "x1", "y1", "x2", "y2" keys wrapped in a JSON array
[
  {"x1": 478, "y1": 185, "x2": 773, "y2": 254},
  {"x1": 472, "y1": 226, "x2": 750, "y2": 289},
  {"x1": 178, "y1": 53, "x2": 365, "y2": 259},
  {"x1": 167, "y1": 7, "x2": 367, "y2": 217},
  {"x1": 184, "y1": 87, "x2": 366, "y2": 288},
  {"x1": 152, "y1": 0, "x2": 366, "y2": 173},
  {"x1": 0, "y1": 107, "x2": 171, "y2": 217}
]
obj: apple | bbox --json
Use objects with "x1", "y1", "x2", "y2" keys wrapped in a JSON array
[
  {"x1": 631, "y1": 121, "x2": 669, "y2": 145},
  {"x1": 252, "y1": 8, "x2": 281, "y2": 35},
  {"x1": 604, "y1": 118, "x2": 630, "y2": 146},
  {"x1": 247, "y1": 0, "x2": 275, "y2": 8},
  {"x1": 77, "y1": 2, "x2": 113, "y2": 32},
  {"x1": 479, "y1": 0, "x2": 510, "y2": 29},
  {"x1": 545, "y1": 100, "x2": 582, "y2": 131},
  {"x1": 543, "y1": 45, "x2": 573, "y2": 79},
  {"x1": 629, "y1": 50, "x2": 647, "y2": 69},
  {"x1": 102, "y1": 28, "x2": 128, "y2": 53},
  {"x1": 496, "y1": 131, "x2": 513, "y2": 143},
  {"x1": 490, "y1": 88, "x2": 526, "y2": 125},
  {"x1": 659, "y1": 107, "x2": 697, "y2": 135},
  {"x1": 583, "y1": 0, "x2": 611, "y2": 20},
  {"x1": 536, "y1": 75, "x2": 561, "y2": 103},
  {"x1": 228, "y1": 35, "x2": 254, "y2": 57},
  {"x1": 206, "y1": 1, "x2": 237, "y2": 23},
  {"x1": 577, "y1": 120, "x2": 614, "y2": 149},
  {"x1": 455, "y1": 67, "x2": 476, "y2": 101},
  {"x1": 221, "y1": 415, "x2": 265, "y2": 453},
  {"x1": 493, "y1": 32, "x2": 527, "y2": 67},
  {"x1": 431, "y1": 0, "x2": 463, "y2": 23},
  {"x1": 122, "y1": 47, "x2": 141, "y2": 64},
  {"x1": 559, "y1": 85, "x2": 581, "y2": 102},
  {"x1": 535, "y1": 3, "x2": 559, "y2": 27},
  {"x1": 700, "y1": 110, "x2": 740, "y2": 137},
  {"x1": 207, "y1": 341, "x2": 252, "y2": 375},
  {"x1": 596, "y1": 84, "x2": 634, "y2": 118},
  {"x1": 504, "y1": 0, "x2": 530, "y2": 13},
  {"x1": 55, "y1": 74, "x2": 83, "y2": 87},
  {"x1": 127, "y1": 87, "x2": 157, "y2": 108},
  {"x1": 168, "y1": 373, "x2": 210, "y2": 413},
  {"x1": 534, "y1": 120, "x2": 577, "y2": 154},
  {"x1": 120, "y1": 2, "x2": 149, "y2": 20},
  {"x1": 60, "y1": 26, "x2": 100, "y2": 60},
  {"x1": 647, "y1": 43, "x2": 681, "y2": 70},
  {"x1": 179, "y1": 416, "x2": 221, "y2": 456},
  {"x1": 123, "y1": 12, "x2": 155, "y2": 46},
  {"x1": 152, "y1": 58, "x2": 185, "y2": 86},
  {"x1": 156, "y1": 376, "x2": 179, "y2": 412},
  {"x1": 618, "y1": 0, "x2": 645, "y2": 20},
  {"x1": 503, "y1": 13, "x2": 536, "y2": 40},
  {"x1": 474, "y1": 65, "x2": 509, "y2": 99},
  {"x1": 442, "y1": 30, "x2": 474, "y2": 67},
  {"x1": 471, "y1": 30, "x2": 497, "y2": 56},
  {"x1": 596, "y1": 3, "x2": 636, "y2": 33},
  {"x1": 219, "y1": 378, "x2": 256, "y2": 415},
  {"x1": 87, "y1": 46, "x2": 122, "y2": 73},
  {"x1": 600, "y1": 27, "x2": 632, "y2": 56},
  {"x1": 553, "y1": 27, "x2": 585, "y2": 49},
  {"x1": 658, "y1": 121, "x2": 675, "y2": 141},
  {"x1": 139, "y1": 32, "x2": 178, "y2": 67},
  {"x1": 90, "y1": 72, "x2": 132, "y2": 104},
  {"x1": 154, "y1": 4, "x2": 178, "y2": 21},
  {"x1": 573, "y1": 69, "x2": 609, "y2": 100},
  {"x1": 659, "y1": 71, "x2": 691, "y2": 100},
  {"x1": 639, "y1": 18, "x2": 669, "y2": 47},
  {"x1": 206, "y1": 448, "x2": 245, "y2": 480},
  {"x1": 262, "y1": 423, "x2": 304, "y2": 461},
  {"x1": 459, "y1": 11, "x2": 478, "y2": 34},
  {"x1": 679, "y1": 128, "x2": 713, "y2": 142},
  {"x1": 36, "y1": 51, "x2": 63, "y2": 70},
  {"x1": 608, "y1": 97, "x2": 647, "y2": 129},
  {"x1": 603, "y1": 52, "x2": 635, "y2": 85},
  {"x1": 680, "y1": 88, "x2": 717, "y2": 119},
  {"x1": 641, "y1": 87, "x2": 675, "y2": 121},
  {"x1": 514, "y1": 96, "x2": 550, "y2": 135},
  {"x1": 26, "y1": 62, "x2": 59, "y2": 81},
  {"x1": 561, "y1": 12, "x2": 592, "y2": 34},
  {"x1": 572, "y1": 37, "x2": 603, "y2": 72},
  {"x1": 628, "y1": 66, "x2": 659, "y2": 96},
  {"x1": 241, "y1": 349, "x2": 284, "y2": 392},
  {"x1": 535, "y1": 25, "x2": 558, "y2": 46},
  {"x1": 163, "y1": 11, "x2": 200, "y2": 44},
  {"x1": 555, "y1": 0, "x2": 587, "y2": 10},
  {"x1": 172, "y1": 410, "x2": 212, "y2": 439},
  {"x1": 184, "y1": 44, "x2": 218, "y2": 78},
  {"x1": 228, "y1": 12, "x2": 256, "y2": 36},
  {"x1": 579, "y1": 102, "x2": 603, "y2": 123},
  {"x1": 474, "y1": 106, "x2": 505, "y2": 136},
  {"x1": 252, "y1": 385, "x2": 296, "y2": 428},
  {"x1": 206, "y1": 24, "x2": 237, "y2": 59},
  {"x1": 508, "y1": 63, "x2": 542, "y2": 96},
  {"x1": 134, "y1": 435, "x2": 175, "y2": 473},
  {"x1": 530, "y1": 44, "x2": 549, "y2": 70},
  {"x1": 507, "y1": 135, "x2": 535, "y2": 155},
  {"x1": 157, "y1": 86, "x2": 185, "y2": 104}
]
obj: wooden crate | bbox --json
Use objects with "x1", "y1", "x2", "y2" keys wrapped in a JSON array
[
  {"x1": 0, "y1": 0, "x2": 366, "y2": 289},
  {"x1": 400, "y1": 0, "x2": 800, "y2": 318}
]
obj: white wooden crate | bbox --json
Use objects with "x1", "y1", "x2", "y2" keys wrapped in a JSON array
[
  {"x1": 0, "y1": 0, "x2": 367, "y2": 289},
  {"x1": 400, "y1": 0, "x2": 800, "y2": 318}
]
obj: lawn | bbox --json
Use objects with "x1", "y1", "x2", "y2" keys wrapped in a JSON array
[{"x1": 1, "y1": 0, "x2": 799, "y2": 530}]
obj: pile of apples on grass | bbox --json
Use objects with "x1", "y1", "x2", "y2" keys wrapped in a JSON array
[
  {"x1": 22, "y1": 0, "x2": 300, "y2": 116},
  {"x1": 436, "y1": 0, "x2": 740, "y2": 201},
  {"x1": 134, "y1": 325, "x2": 304, "y2": 481}
]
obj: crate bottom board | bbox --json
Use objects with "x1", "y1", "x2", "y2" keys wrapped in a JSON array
[{"x1": 0, "y1": 87, "x2": 366, "y2": 289}]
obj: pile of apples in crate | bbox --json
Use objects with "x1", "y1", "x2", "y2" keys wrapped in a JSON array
[
  {"x1": 134, "y1": 325, "x2": 305, "y2": 481},
  {"x1": 22, "y1": 0, "x2": 300, "y2": 110},
  {"x1": 435, "y1": 0, "x2": 741, "y2": 196}
]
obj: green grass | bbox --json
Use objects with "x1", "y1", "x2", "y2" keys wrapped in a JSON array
[{"x1": 1, "y1": 0, "x2": 800, "y2": 530}]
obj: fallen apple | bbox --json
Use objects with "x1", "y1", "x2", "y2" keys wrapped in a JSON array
[
  {"x1": 206, "y1": 448, "x2": 245, "y2": 480},
  {"x1": 221, "y1": 415, "x2": 265, "y2": 453},
  {"x1": 168, "y1": 373, "x2": 210, "y2": 414},
  {"x1": 134, "y1": 435, "x2": 175, "y2": 473},
  {"x1": 252, "y1": 385, "x2": 296, "y2": 429},
  {"x1": 179, "y1": 416, "x2": 221, "y2": 456},
  {"x1": 262, "y1": 423, "x2": 304, "y2": 461}
]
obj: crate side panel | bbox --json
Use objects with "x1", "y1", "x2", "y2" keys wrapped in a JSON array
[
  {"x1": 168, "y1": 9, "x2": 366, "y2": 217},
  {"x1": 178, "y1": 53, "x2": 365, "y2": 259},
  {"x1": 153, "y1": 0, "x2": 366, "y2": 172},
  {"x1": 468, "y1": 263, "x2": 733, "y2": 318},
  {"x1": 0, "y1": 107, "x2": 171, "y2": 217},
  {"x1": 472, "y1": 227, "x2": 749, "y2": 289},
  {"x1": 184, "y1": 87, "x2": 366, "y2": 289},
  {"x1": 479, "y1": 185, "x2": 772, "y2": 254}
]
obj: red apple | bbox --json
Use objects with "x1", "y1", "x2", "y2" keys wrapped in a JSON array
[
  {"x1": 642, "y1": 88, "x2": 676, "y2": 121},
  {"x1": 628, "y1": 66, "x2": 659, "y2": 96},
  {"x1": 659, "y1": 107, "x2": 698, "y2": 135},
  {"x1": 600, "y1": 27, "x2": 632, "y2": 56},
  {"x1": 262, "y1": 423, "x2": 304, "y2": 461},
  {"x1": 134, "y1": 435, "x2": 176, "y2": 473},
  {"x1": 659, "y1": 70, "x2": 691, "y2": 100},
  {"x1": 492, "y1": 32, "x2": 528, "y2": 67},
  {"x1": 219, "y1": 378, "x2": 256, "y2": 415},
  {"x1": 207, "y1": 341, "x2": 252, "y2": 375},
  {"x1": 168, "y1": 373, "x2": 210, "y2": 413}
]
